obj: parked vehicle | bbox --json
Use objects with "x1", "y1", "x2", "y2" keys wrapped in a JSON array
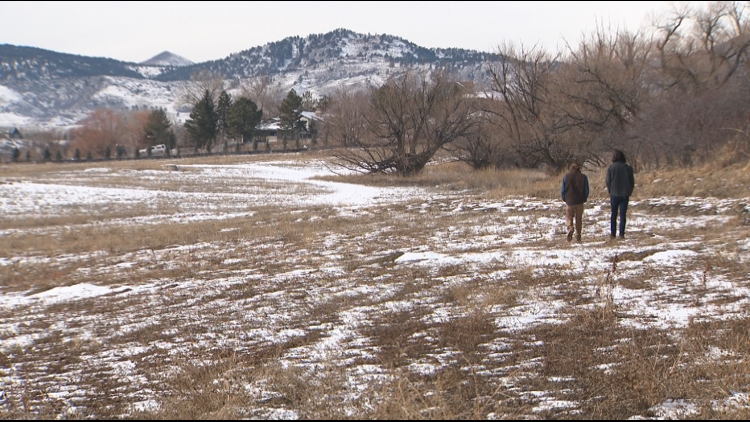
[{"x1": 139, "y1": 144, "x2": 167, "y2": 156}]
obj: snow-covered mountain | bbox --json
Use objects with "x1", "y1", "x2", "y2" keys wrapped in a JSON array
[
  {"x1": 140, "y1": 51, "x2": 194, "y2": 67},
  {"x1": 0, "y1": 29, "x2": 500, "y2": 130}
]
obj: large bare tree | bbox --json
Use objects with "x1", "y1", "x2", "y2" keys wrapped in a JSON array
[
  {"x1": 332, "y1": 71, "x2": 476, "y2": 176},
  {"x1": 653, "y1": 1, "x2": 750, "y2": 92},
  {"x1": 558, "y1": 27, "x2": 652, "y2": 167},
  {"x1": 485, "y1": 42, "x2": 584, "y2": 172},
  {"x1": 71, "y1": 108, "x2": 128, "y2": 158}
]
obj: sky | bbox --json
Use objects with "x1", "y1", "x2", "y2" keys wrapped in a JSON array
[{"x1": 1, "y1": 1, "x2": 712, "y2": 64}]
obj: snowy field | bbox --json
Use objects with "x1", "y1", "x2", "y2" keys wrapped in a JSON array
[{"x1": 1, "y1": 156, "x2": 750, "y2": 419}]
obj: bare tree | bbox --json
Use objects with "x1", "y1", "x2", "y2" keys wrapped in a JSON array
[
  {"x1": 123, "y1": 110, "x2": 151, "y2": 152},
  {"x1": 632, "y1": 1, "x2": 750, "y2": 167},
  {"x1": 177, "y1": 69, "x2": 225, "y2": 109},
  {"x1": 332, "y1": 71, "x2": 476, "y2": 176},
  {"x1": 653, "y1": 1, "x2": 750, "y2": 92},
  {"x1": 240, "y1": 75, "x2": 284, "y2": 118},
  {"x1": 448, "y1": 118, "x2": 507, "y2": 169},
  {"x1": 321, "y1": 86, "x2": 370, "y2": 148},
  {"x1": 558, "y1": 26, "x2": 652, "y2": 167},
  {"x1": 486, "y1": 42, "x2": 583, "y2": 172},
  {"x1": 71, "y1": 108, "x2": 128, "y2": 158}
]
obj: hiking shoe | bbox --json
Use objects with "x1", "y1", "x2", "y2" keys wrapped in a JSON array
[
  {"x1": 576, "y1": 235, "x2": 581, "y2": 242},
  {"x1": 567, "y1": 231, "x2": 574, "y2": 242}
]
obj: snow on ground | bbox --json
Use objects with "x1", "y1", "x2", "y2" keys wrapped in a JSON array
[{"x1": 1, "y1": 157, "x2": 749, "y2": 418}]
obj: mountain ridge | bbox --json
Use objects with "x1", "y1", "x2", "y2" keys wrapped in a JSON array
[{"x1": 0, "y1": 28, "x2": 501, "y2": 129}]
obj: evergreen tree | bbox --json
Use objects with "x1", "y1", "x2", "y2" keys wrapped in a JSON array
[
  {"x1": 11, "y1": 147, "x2": 20, "y2": 162},
  {"x1": 104, "y1": 145, "x2": 111, "y2": 160},
  {"x1": 216, "y1": 91, "x2": 232, "y2": 151},
  {"x1": 279, "y1": 89, "x2": 304, "y2": 150},
  {"x1": 43, "y1": 147, "x2": 51, "y2": 162},
  {"x1": 55, "y1": 150, "x2": 63, "y2": 162},
  {"x1": 86, "y1": 151, "x2": 92, "y2": 161},
  {"x1": 228, "y1": 97, "x2": 263, "y2": 148},
  {"x1": 184, "y1": 89, "x2": 219, "y2": 153},
  {"x1": 74, "y1": 148, "x2": 81, "y2": 161},
  {"x1": 144, "y1": 109, "x2": 176, "y2": 154},
  {"x1": 25, "y1": 150, "x2": 31, "y2": 162}
]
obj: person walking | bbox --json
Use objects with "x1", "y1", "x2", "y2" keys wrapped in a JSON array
[
  {"x1": 561, "y1": 162, "x2": 589, "y2": 242},
  {"x1": 606, "y1": 150, "x2": 635, "y2": 239}
]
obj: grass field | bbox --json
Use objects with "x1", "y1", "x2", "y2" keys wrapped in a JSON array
[{"x1": 1, "y1": 152, "x2": 749, "y2": 419}]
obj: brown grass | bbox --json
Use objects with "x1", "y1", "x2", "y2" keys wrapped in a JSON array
[{"x1": 3, "y1": 152, "x2": 750, "y2": 419}]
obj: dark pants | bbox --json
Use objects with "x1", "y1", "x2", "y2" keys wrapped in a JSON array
[{"x1": 610, "y1": 196, "x2": 629, "y2": 237}]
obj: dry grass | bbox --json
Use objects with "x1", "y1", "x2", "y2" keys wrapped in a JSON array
[{"x1": 3, "y1": 153, "x2": 750, "y2": 419}]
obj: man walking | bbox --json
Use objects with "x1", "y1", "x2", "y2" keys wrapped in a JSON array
[
  {"x1": 561, "y1": 162, "x2": 589, "y2": 242},
  {"x1": 606, "y1": 150, "x2": 635, "y2": 239}
]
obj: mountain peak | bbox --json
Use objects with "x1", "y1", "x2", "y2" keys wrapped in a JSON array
[{"x1": 140, "y1": 51, "x2": 194, "y2": 67}]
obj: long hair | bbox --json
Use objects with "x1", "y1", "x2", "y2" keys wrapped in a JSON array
[{"x1": 612, "y1": 149, "x2": 626, "y2": 163}]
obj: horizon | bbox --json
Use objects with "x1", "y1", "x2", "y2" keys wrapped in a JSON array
[{"x1": 3, "y1": 27, "x2": 502, "y2": 66}]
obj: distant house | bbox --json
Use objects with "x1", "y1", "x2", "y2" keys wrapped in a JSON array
[
  {"x1": 254, "y1": 112, "x2": 324, "y2": 144},
  {"x1": 255, "y1": 118, "x2": 282, "y2": 144},
  {"x1": 300, "y1": 111, "x2": 324, "y2": 130}
]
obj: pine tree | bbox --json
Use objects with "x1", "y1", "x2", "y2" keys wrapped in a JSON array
[
  {"x1": 43, "y1": 147, "x2": 51, "y2": 162},
  {"x1": 228, "y1": 97, "x2": 263, "y2": 148},
  {"x1": 185, "y1": 89, "x2": 219, "y2": 153},
  {"x1": 11, "y1": 147, "x2": 20, "y2": 163},
  {"x1": 216, "y1": 91, "x2": 232, "y2": 151},
  {"x1": 145, "y1": 109, "x2": 176, "y2": 155},
  {"x1": 74, "y1": 148, "x2": 81, "y2": 161},
  {"x1": 279, "y1": 89, "x2": 304, "y2": 150}
]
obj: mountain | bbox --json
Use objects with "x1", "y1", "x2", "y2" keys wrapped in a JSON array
[
  {"x1": 140, "y1": 51, "x2": 194, "y2": 67},
  {"x1": 0, "y1": 29, "x2": 501, "y2": 130}
]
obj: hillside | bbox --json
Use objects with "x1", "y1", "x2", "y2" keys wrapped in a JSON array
[{"x1": 0, "y1": 29, "x2": 501, "y2": 129}]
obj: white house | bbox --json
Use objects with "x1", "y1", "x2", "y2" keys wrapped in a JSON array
[{"x1": 254, "y1": 112, "x2": 323, "y2": 144}]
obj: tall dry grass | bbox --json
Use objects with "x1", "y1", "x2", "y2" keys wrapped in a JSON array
[{"x1": 2, "y1": 151, "x2": 750, "y2": 419}]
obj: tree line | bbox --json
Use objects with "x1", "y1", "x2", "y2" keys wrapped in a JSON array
[
  {"x1": 323, "y1": 1, "x2": 750, "y2": 175},
  {"x1": 11, "y1": 2, "x2": 749, "y2": 171}
]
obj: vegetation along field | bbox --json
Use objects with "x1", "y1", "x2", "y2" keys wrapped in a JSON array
[{"x1": 1, "y1": 152, "x2": 749, "y2": 419}]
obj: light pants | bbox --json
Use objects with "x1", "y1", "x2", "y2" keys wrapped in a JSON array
[{"x1": 566, "y1": 204, "x2": 584, "y2": 239}]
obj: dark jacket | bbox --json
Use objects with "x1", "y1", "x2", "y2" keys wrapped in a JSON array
[
  {"x1": 606, "y1": 161, "x2": 635, "y2": 197},
  {"x1": 561, "y1": 171, "x2": 589, "y2": 206}
]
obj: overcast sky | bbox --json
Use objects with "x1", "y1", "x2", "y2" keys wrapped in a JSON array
[{"x1": 2, "y1": 1, "x2": 710, "y2": 63}]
